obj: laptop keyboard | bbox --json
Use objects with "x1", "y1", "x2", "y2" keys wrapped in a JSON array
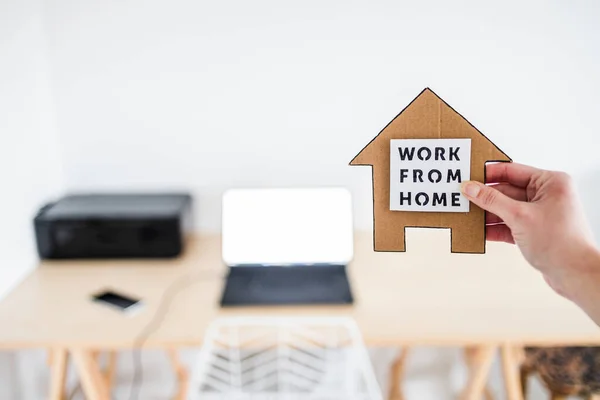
[{"x1": 220, "y1": 265, "x2": 353, "y2": 306}]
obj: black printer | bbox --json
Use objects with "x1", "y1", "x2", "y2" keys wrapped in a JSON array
[{"x1": 34, "y1": 193, "x2": 192, "y2": 259}]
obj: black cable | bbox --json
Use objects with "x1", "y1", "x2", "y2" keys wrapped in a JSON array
[{"x1": 125, "y1": 270, "x2": 225, "y2": 400}]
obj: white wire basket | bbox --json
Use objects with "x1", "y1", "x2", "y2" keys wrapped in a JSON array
[{"x1": 188, "y1": 317, "x2": 382, "y2": 400}]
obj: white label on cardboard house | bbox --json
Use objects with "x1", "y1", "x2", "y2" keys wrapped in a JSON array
[{"x1": 389, "y1": 139, "x2": 471, "y2": 212}]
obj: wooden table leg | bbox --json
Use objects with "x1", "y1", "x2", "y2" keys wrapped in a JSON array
[
  {"x1": 460, "y1": 346, "x2": 496, "y2": 400},
  {"x1": 501, "y1": 344, "x2": 524, "y2": 400},
  {"x1": 167, "y1": 348, "x2": 189, "y2": 400},
  {"x1": 520, "y1": 366, "x2": 530, "y2": 399},
  {"x1": 71, "y1": 349, "x2": 111, "y2": 400},
  {"x1": 103, "y1": 351, "x2": 118, "y2": 389},
  {"x1": 388, "y1": 348, "x2": 410, "y2": 400},
  {"x1": 49, "y1": 348, "x2": 68, "y2": 400},
  {"x1": 464, "y1": 347, "x2": 495, "y2": 400}
]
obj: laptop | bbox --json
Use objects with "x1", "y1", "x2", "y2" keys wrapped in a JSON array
[{"x1": 219, "y1": 188, "x2": 354, "y2": 306}]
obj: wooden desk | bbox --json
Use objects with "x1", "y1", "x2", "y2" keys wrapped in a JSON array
[{"x1": 0, "y1": 229, "x2": 598, "y2": 400}]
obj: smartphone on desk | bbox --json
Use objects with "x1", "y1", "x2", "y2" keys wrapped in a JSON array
[{"x1": 92, "y1": 290, "x2": 143, "y2": 315}]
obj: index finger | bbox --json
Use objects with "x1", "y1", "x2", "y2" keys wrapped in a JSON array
[{"x1": 485, "y1": 162, "x2": 542, "y2": 188}]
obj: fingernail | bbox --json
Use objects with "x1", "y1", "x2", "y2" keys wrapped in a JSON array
[{"x1": 461, "y1": 181, "x2": 481, "y2": 198}]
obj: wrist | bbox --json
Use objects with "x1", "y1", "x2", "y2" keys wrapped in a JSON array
[
  {"x1": 575, "y1": 242, "x2": 600, "y2": 277},
  {"x1": 561, "y1": 243, "x2": 600, "y2": 318}
]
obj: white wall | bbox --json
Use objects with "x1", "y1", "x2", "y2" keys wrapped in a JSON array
[
  {"x1": 0, "y1": 0, "x2": 64, "y2": 298},
  {"x1": 41, "y1": 0, "x2": 600, "y2": 232}
]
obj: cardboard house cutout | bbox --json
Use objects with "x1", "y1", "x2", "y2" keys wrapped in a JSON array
[{"x1": 350, "y1": 88, "x2": 511, "y2": 253}]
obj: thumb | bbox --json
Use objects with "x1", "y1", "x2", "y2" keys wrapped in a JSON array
[{"x1": 461, "y1": 181, "x2": 521, "y2": 223}]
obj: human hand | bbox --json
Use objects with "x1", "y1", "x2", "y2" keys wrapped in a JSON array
[{"x1": 460, "y1": 163, "x2": 599, "y2": 302}]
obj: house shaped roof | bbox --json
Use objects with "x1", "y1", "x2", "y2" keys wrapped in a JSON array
[{"x1": 350, "y1": 88, "x2": 511, "y2": 166}]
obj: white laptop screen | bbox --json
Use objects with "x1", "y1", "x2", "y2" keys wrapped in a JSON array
[{"x1": 222, "y1": 188, "x2": 354, "y2": 266}]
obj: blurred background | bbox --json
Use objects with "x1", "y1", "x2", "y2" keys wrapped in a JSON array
[{"x1": 1, "y1": 0, "x2": 599, "y2": 398}]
